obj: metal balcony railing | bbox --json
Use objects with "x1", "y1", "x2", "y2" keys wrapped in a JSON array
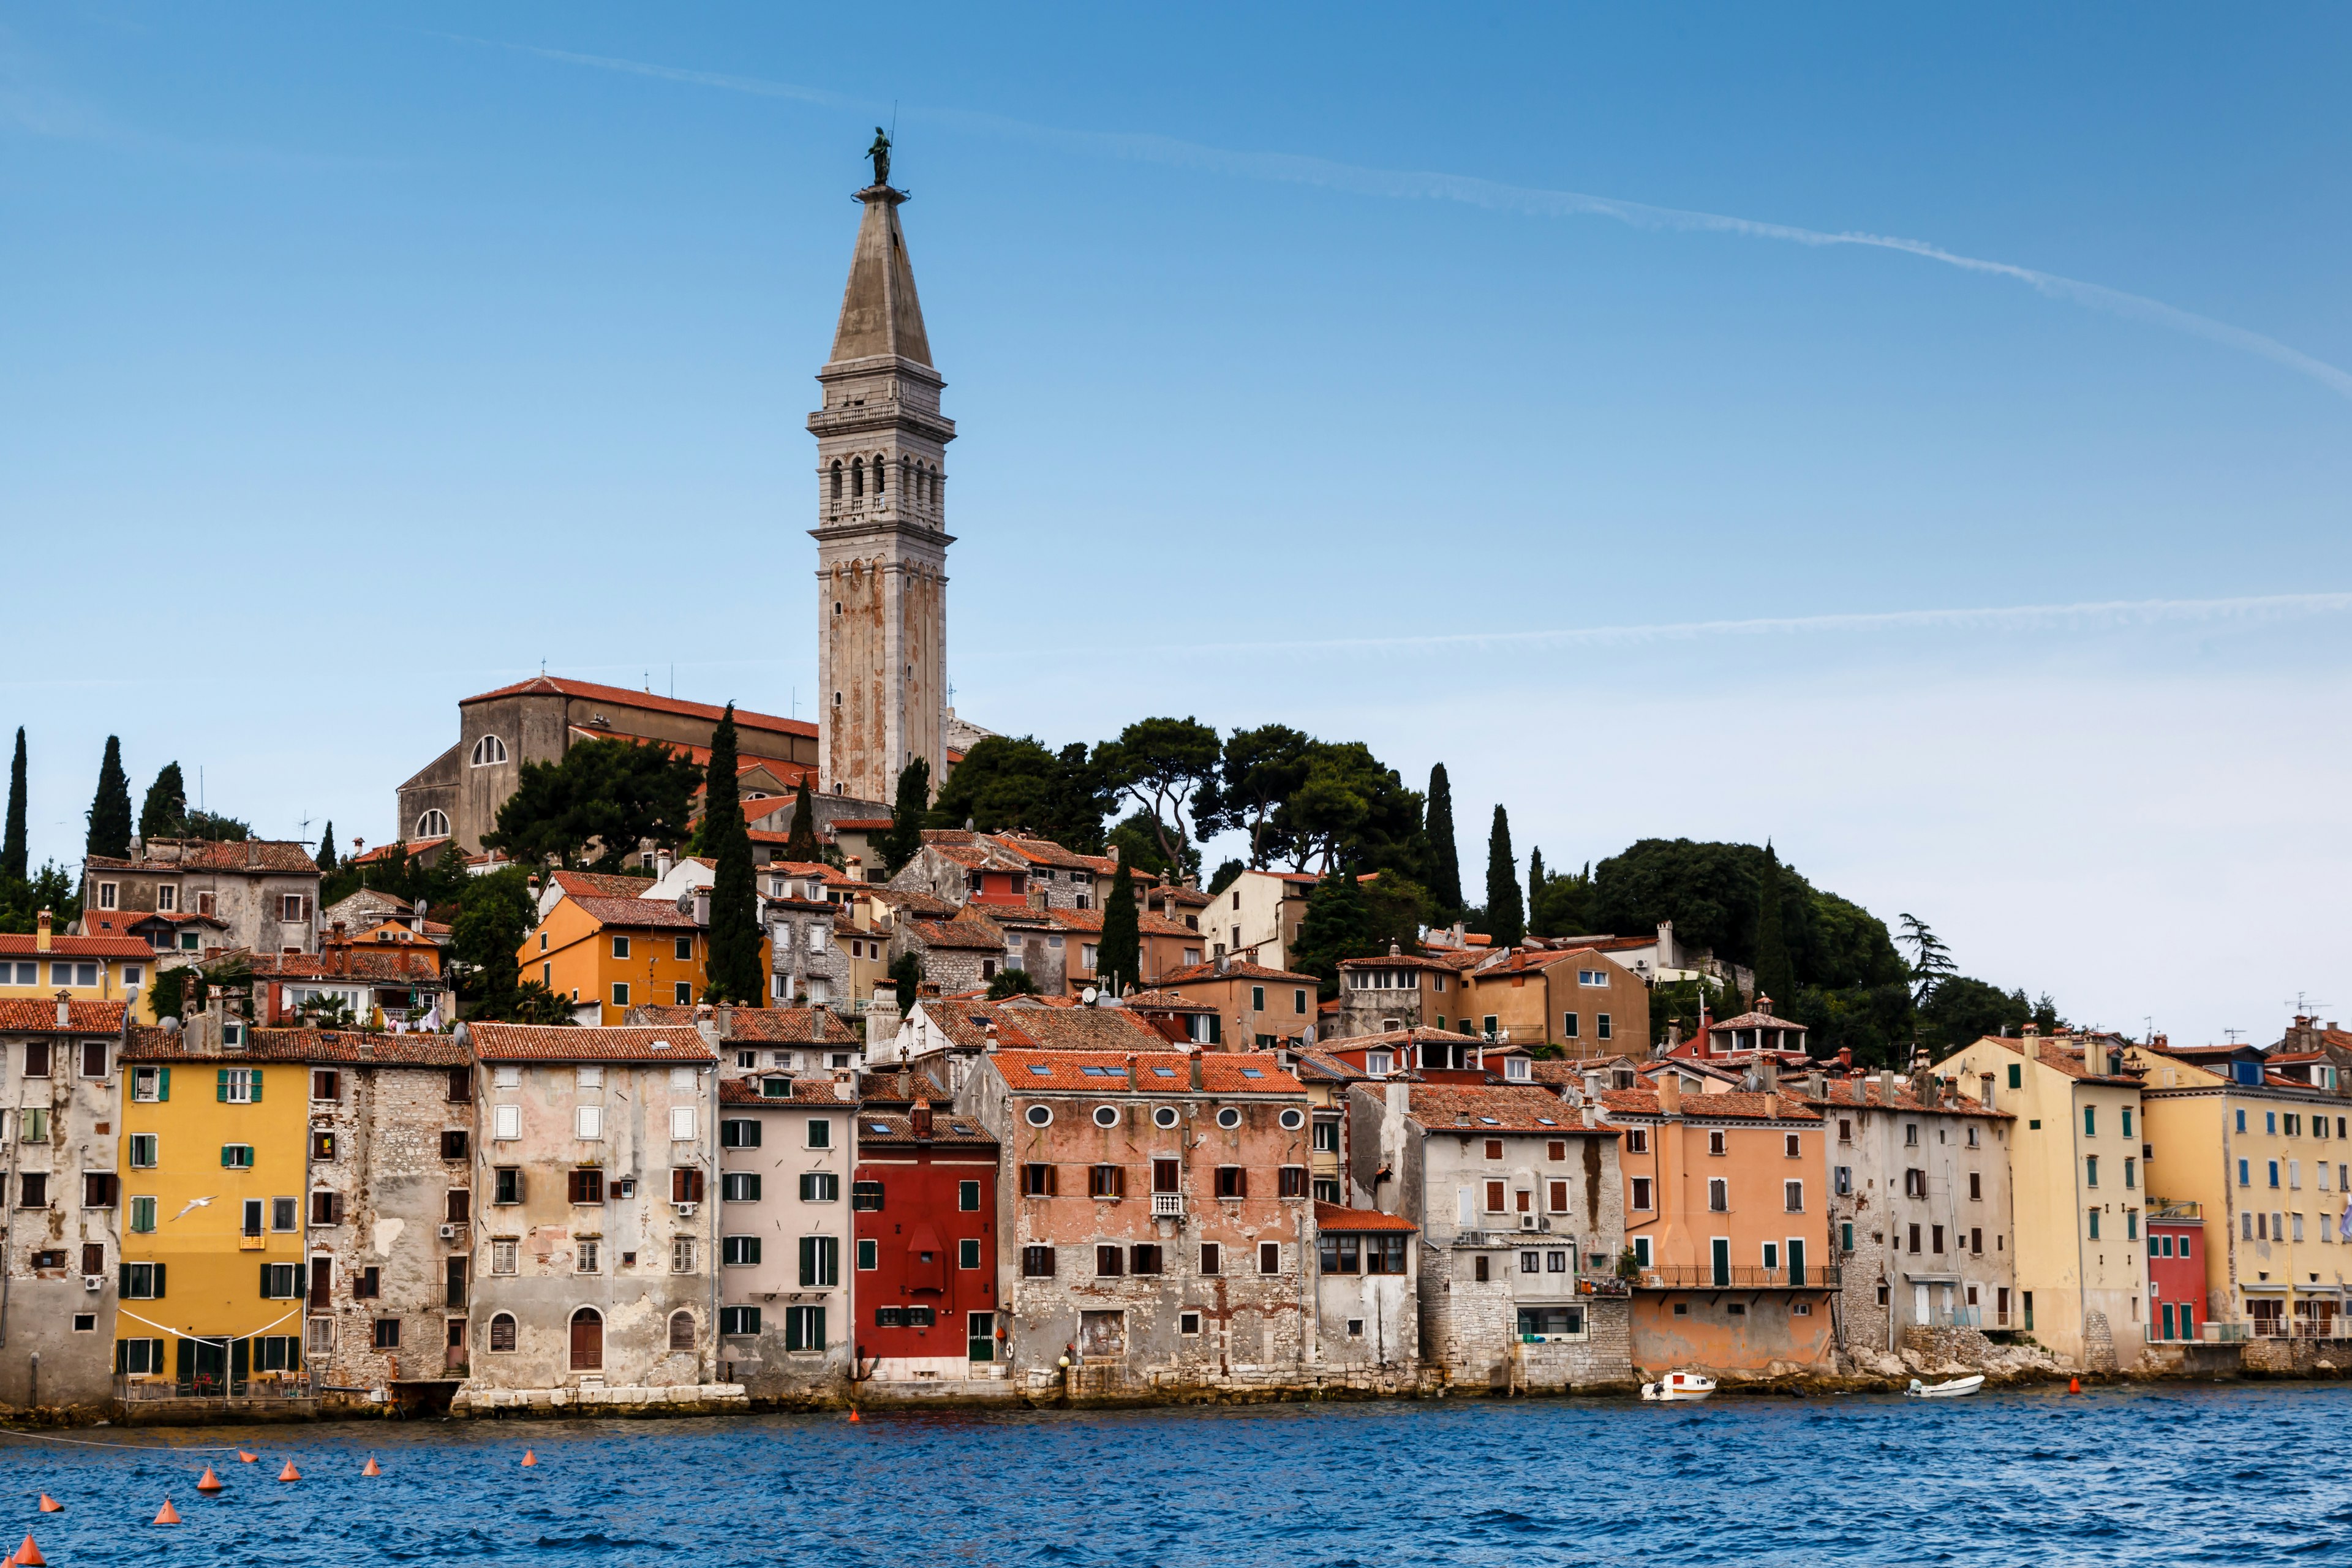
[{"x1": 1631, "y1": 1264, "x2": 1841, "y2": 1291}]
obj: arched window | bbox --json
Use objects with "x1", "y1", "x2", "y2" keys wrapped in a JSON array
[
  {"x1": 873, "y1": 454, "x2": 886, "y2": 496},
  {"x1": 830, "y1": 460, "x2": 843, "y2": 500},
  {"x1": 851, "y1": 458, "x2": 864, "y2": 497},
  {"x1": 415, "y1": 809, "x2": 450, "y2": 840},
  {"x1": 469, "y1": 735, "x2": 508, "y2": 767},
  {"x1": 668, "y1": 1310, "x2": 695, "y2": 1351},
  {"x1": 489, "y1": 1313, "x2": 516, "y2": 1353},
  {"x1": 569, "y1": 1306, "x2": 603, "y2": 1371}
]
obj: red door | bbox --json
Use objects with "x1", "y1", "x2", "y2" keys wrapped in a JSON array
[{"x1": 570, "y1": 1309, "x2": 603, "y2": 1370}]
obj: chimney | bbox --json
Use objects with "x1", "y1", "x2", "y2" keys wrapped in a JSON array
[
  {"x1": 657, "y1": 849, "x2": 674, "y2": 881},
  {"x1": 1385, "y1": 1078, "x2": 1409, "y2": 1118},
  {"x1": 1659, "y1": 1071, "x2": 1682, "y2": 1115},
  {"x1": 983, "y1": 1021, "x2": 999, "y2": 1053},
  {"x1": 410, "y1": 899, "x2": 426, "y2": 934},
  {"x1": 55, "y1": 990, "x2": 70, "y2": 1028},
  {"x1": 1665, "y1": 1019, "x2": 1681, "y2": 1050},
  {"x1": 692, "y1": 890, "x2": 710, "y2": 926},
  {"x1": 1581, "y1": 1067, "x2": 1605, "y2": 1101},
  {"x1": 1878, "y1": 1067, "x2": 1898, "y2": 1104},
  {"x1": 35, "y1": 909, "x2": 51, "y2": 952},
  {"x1": 911, "y1": 1098, "x2": 934, "y2": 1139},
  {"x1": 1189, "y1": 1044, "x2": 1204, "y2": 1091},
  {"x1": 832, "y1": 1069, "x2": 854, "y2": 1101},
  {"x1": 331, "y1": 921, "x2": 347, "y2": 945},
  {"x1": 1758, "y1": 1057, "x2": 1781, "y2": 1095},
  {"x1": 1123, "y1": 1052, "x2": 1138, "y2": 1091}
]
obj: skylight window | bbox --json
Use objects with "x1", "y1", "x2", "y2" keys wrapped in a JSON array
[
  {"x1": 1152, "y1": 1066, "x2": 1177, "y2": 1077},
  {"x1": 1027, "y1": 1064, "x2": 1053, "y2": 1076},
  {"x1": 1536, "y1": 1118, "x2": 1558, "y2": 1126},
  {"x1": 1478, "y1": 1116, "x2": 1501, "y2": 1125},
  {"x1": 1082, "y1": 1065, "x2": 1116, "y2": 1077},
  {"x1": 1240, "y1": 1068, "x2": 1264, "y2": 1079},
  {"x1": 868, "y1": 1122, "x2": 892, "y2": 1134}
]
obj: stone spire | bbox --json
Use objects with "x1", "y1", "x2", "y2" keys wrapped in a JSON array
[{"x1": 809, "y1": 168, "x2": 955, "y2": 808}]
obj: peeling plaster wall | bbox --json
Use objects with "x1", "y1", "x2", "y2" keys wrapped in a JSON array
[{"x1": 0, "y1": 1031, "x2": 120, "y2": 1411}]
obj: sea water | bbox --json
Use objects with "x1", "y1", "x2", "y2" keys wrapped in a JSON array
[{"x1": 2, "y1": 1384, "x2": 2345, "y2": 1565}]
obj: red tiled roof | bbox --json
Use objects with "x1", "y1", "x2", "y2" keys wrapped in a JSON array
[
  {"x1": 829, "y1": 818, "x2": 895, "y2": 832},
  {"x1": 567, "y1": 895, "x2": 703, "y2": 931},
  {"x1": 621, "y1": 1004, "x2": 858, "y2": 1045},
  {"x1": 463, "y1": 675, "x2": 816, "y2": 739},
  {"x1": 850, "y1": 1108, "x2": 997, "y2": 1148},
  {"x1": 858, "y1": 1066, "x2": 952, "y2": 1104},
  {"x1": 1314, "y1": 1201, "x2": 1417, "y2": 1233},
  {"x1": 466, "y1": 1023, "x2": 717, "y2": 1063},
  {"x1": 1322, "y1": 1026, "x2": 1487, "y2": 1050},
  {"x1": 1157, "y1": 960, "x2": 1319, "y2": 986},
  {"x1": 906, "y1": 918, "x2": 1007, "y2": 952},
  {"x1": 546, "y1": 870, "x2": 657, "y2": 901},
  {"x1": 1032, "y1": 905, "x2": 1200, "y2": 939},
  {"x1": 352, "y1": 837, "x2": 448, "y2": 866},
  {"x1": 1807, "y1": 1077, "x2": 2008, "y2": 1119},
  {"x1": 918, "y1": 1000, "x2": 1173, "y2": 1054},
  {"x1": 1405, "y1": 1084, "x2": 1607, "y2": 1133},
  {"x1": 1337, "y1": 952, "x2": 1456, "y2": 972},
  {"x1": 0, "y1": 999, "x2": 127, "y2": 1034},
  {"x1": 987, "y1": 1047, "x2": 1305, "y2": 1095},
  {"x1": 1121, "y1": 989, "x2": 1218, "y2": 1013},
  {"x1": 1598, "y1": 1088, "x2": 1822, "y2": 1122},
  {"x1": 87, "y1": 840, "x2": 320, "y2": 875},
  {"x1": 0, "y1": 933, "x2": 153, "y2": 959},
  {"x1": 720, "y1": 1076, "x2": 858, "y2": 1106},
  {"x1": 249, "y1": 949, "x2": 444, "y2": 981},
  {"x1": 254, "y1": 1028, "x2": 470, "y2": 1065},
  {"x1": 982, "y1": 834, "x2": 1095, "y2": 870}
]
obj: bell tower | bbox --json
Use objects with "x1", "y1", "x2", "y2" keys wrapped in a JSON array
[{"x1": 810, "y1": 157, "x2": 954, "y2": 806}]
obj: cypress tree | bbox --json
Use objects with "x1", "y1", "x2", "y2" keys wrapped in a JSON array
[
  {"x1": 1752, "y1": 842, "x2": 1798, "y2": 1014},
  {"x1": 138, "y1": 763, "x2": 187, "y2": 841},
  {"x1": 2, "y1": 728, "x2": 24, "y2": 881},
  {"x1": 1425, "y1": 763, "x2": 1462, "y2": 916},
  {"x1": 1291, "y1": 864, "x2": 1373, "y2": 996},
  {"x1": 1484, "y1": 804, "x2": 1524, "y2": 949},
  {"x1": 782, "y1": 777, "x2": 821, "y2": 864},
  {"x1": 701, "y1": 704, "x2": 765, "y2": 1004},
  {"x1": 86, "y1": 736, "x2": 132, "y2": 860},
  {"x1": 881, "y1": 757, "x2": 930, "y2": 875},
  {"x1": 1528, "y1": 846, "x2": 1546, "y2": 927},
  {"x1": 1096, "y1": 865, "x2": 1140, "y2": 997},
  {"x1": 317, "y1": 821, "x2": 339, "y2": 873}
]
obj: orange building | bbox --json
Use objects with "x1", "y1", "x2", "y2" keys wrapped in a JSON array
[
  {"x1": 1603, "y1": 1074, "x2": 1838, "y2": 1377},
  {"x1": 523, "y1": 892, "x2": 769, "y2": 1024}
]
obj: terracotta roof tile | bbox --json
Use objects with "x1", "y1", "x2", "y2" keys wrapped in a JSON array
[
  {"x1": 253, "y1": 1027, "x2": 470, "y2": 1066},
  {"x1": 0, "y1": 999, "x2": 128, "y2": 1034},
  {"x1": 547, "y1": 870, "x2": 658, "y2": 901},
  {"x1": 463, "y1": 674, "x2": 816, "y2": 739},
  {"x1": 87, "y1": 840, "x2": 320, "y2": 875},
  {"x1": 568, "y1": 895, "x2": 703, "y2": 930},
  {"x1": 1597, "y1": 1088, "x2": 1822, "y2": 1122},
  {"x1": 1156, "y1": 959, "x2": 1319, "y2": 986},
  {"x1": 1807, "y1": 1077, "x2": 2008, "y2": 1119},
  {"x1": 987, "y1": 1047, "x2": 1305, "y2": 1095},
  {"x1": 620, "y1": 1003, "x2": 858, "y2": 1046},
  {"x1": 0, "y1": 933, "x2": 153, "y2": 959},
  {"x1": 850, "y1": 1108, "x2": 997, "y2": 1148},
  {"x1": 721, "y1": 1075, "x2": 858, "y2": 1106},
  {"x1": 466, "y1": 1023, "x2": 717, "y2": 1063},
  {"x1": 1314, "y1": 1201, "x2": 1417, "y2": 1233},
  {"x1": 1403, "y1": 1084, "x2": 1609, "y2": 1133}
]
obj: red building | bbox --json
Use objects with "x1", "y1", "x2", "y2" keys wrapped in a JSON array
[
  {"x1": 2147, "y1": 1201, "x2": 2205, "y2": 1343},
  {"x1": 851, "y1": 1096, "x2": 1003, "y2": 1384}
]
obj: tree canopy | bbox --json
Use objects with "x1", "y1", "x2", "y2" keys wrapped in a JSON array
[
  {"x1": 882, "y1": 756, "x2": 931, "y2": 874},
  {"x1": 86, "y1": 736, "x2": 132, "y2": 860},
  {"x1": 701, "y1": 706, "x2": 766, "y2": 1006},
  {"x1": 1482, "y1": 805, "x2": 1524, "y2": 949},
  {"x1": 140, "y1": 763, "x2": 187, "y2": 840},
  {"x1": 927, "y1": 736, "x2": 1110, "y2": 853},
  {"x1": 1098, "y1": 716, "x2": 1221, "y2": 871},
  {"x1": 482, "y1": 737, "x2": 699, "y2": 871},
  {"x1": 1425, "y1": 763, "x2": 1461, "y2": 917},
  {"x1": 1198, "y1": 725, "x2": 1311, "y2": 870},
  {"x1": 449, "y1": 865, "x2": 538, "y2": 1020}
]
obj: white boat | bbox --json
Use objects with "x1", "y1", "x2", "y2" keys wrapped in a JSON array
[
  {"x1": 1640, "y1": 1371, "x2": 1716, "y2": 1402},
  {"x1": 1905, "y1": 1374, "x2": 1985, "y2": 1399}
]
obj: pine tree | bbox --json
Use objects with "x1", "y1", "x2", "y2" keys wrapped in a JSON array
[
  {"x1": 701, "y1": 704, "x2": 765, "y2": 1005},
  {"x1": 1, "y1": 728, "x2": 24, "y2": 882},
  {"x1": 85, "y1": 737, "x2": 132, "y2": 860},
  {"x1": 1484, "y1": 804, "x2": 1524, "y2": 949},
  {"x1": 317, "y1": 821, "x2": 339, "y2": 873},
  {"x1": 1752, "y1": 842, "x2": 1798, "y2": 1014},
  {"x1": 138, "y1": 763, "x2": 187, "y2": 840},
  {"x1": 1425, "y1": 763, "x2": 1462, "y2": 916},
  {"x1": 782, "y1": 777, "x2": 821, "y2": 864},
  {"x1": 1096, "y1": 866, "x2": 1140, "y2": 997},
  {"x1": 881, "y1": 757, "x2": 930, "y2": 875}
]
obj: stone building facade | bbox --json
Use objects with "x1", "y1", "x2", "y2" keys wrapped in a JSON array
[
  {"x1": 1350, "y1": 1080, "x2": 1631, "y2": 1393},
  {"x1": 713, "y1": 1074, "x2": 857, "y2": 1404},
  {"x1": 453, "y1": 1024, "x2": 736, "y2": 1415},
  {"x1": 81, "y1": 839, "x2": 322, "y2": 962},
  {"x1": 287, "y1": 1030, "x2": 476, "y2": 1411},
  {"x1": 963, "y1": 1046, "x2": 1320, "y2": 1396},
  {"x1": 0, "y1": 1000, "x2": 127, "y2": 1415},
  {"x1": 766, "y1": 891, "x2": 850, "y2": 1009}
]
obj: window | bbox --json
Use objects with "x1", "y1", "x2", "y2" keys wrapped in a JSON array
[
  {"x1": 21, "y1": 1041, "x2": 49, "y2": 1079},
  {"x1": 2270, "y1": 1161, "x2": 2282, "y2": 1189},
  {"x1": 1907, "y1": 1223, "x2": 1922, "y2": 1253},
  {"x1": 1784, "y1": 1180, "x2": 1804, "y2": 1212},
  {"x1": 470, "y1": 735, "x2": 508, "y2": 767},
  {"x1": 576, "y1": 1105, "x2": 604, "y2": 1141},
  {"x1": 118, "y1": 1336, "x2": 167, "y2": 1374},
  {"x1": 1707, "y1": 1129, "x2": 1727, "y2": 1156},
  {"x1": 1020, "y1": 1163, "x2": 1057, "y2": 1197},
  {"x1": 720, "y1": 1118, "x2": 760, "y2": 1149},
  {"x1": 1258, "y1": 1242, "x2": 1281, "y2": 1275},
  {"x1": 568, "y1": 1169, "x2": 605, "y2": 1205},
  {"x1": 260, "y1": 1262, "x2": 304, "y2": 1299},
  {"x1": 1022, "y1": 1245, "x2": 1056, "y2": 1278},
  {"x1": 489, "y1": 1238, "x2": 518, "y2": 1276},
  {"x1": 1215, "y1": 1167, "x2": 1247, "y2": 1199},
  {"x1": 1131, "y1": 1243, "x2": 1164, "y2": 1276},
  {"x1": 129, "y1": 1196, "x2": 157, "y2": 1234},
  {"x1": 1090, "y1": 1165, "x2": 1127, "y2": 1200},
  {"x1": 1784, "y1": 1133, "x2": 1801, "y2": 1158},
  {"x1": 2087, "y1": 1210, "x2": 2103, "y2": 1242},
  {"x1": 281, "y1": 894, "x2": 309, "y2": 923},
  {"x1": 807, "y1": 1119, "x2": 832, "y2": 1150},
  {"x1": 220, "y1": 1145, "x2": 255, "y2": 1170},
  {"x1": 2240, "y1": 1158, "x2": 2251, "y2": 1187},
  {"x1": 2126, "y1": 1157, "x2": 2138, "y2": 1190},
  {"x1": 492, "y1": 1104, "x2": 521, "y2": 1142},
  {"x1": 1630, "y1": 1177, "x2": 1653, "y2": 1211},
  {"x1": 609, "y1": 982, "x2": 630, "y2": 1009},
  {"x1": 720, "y1": 1306, "x2": 761, "y2": 1338},
  {"x1": 1279, "y1": 1166, "x2": 1308, "y2": 1199},
  {"x1": 851, "y1": 1180, "x2": 884, "y2": 1210},
  {"x1": 959, "y1": 1237, "x2": 982, "y2": 1270},
  {"x1": 269, "y1": 1194, "x2": 298, "y2": 1230},
  {"x1": 1095, "y1": 1244, "x2": 1125, "y2": 1278},
  {"x1": 1596, "y1": 1014, "x2": 1612, "y2": 1041},
  {"x1": 130, "y1": 1066, "x2": 168, "y2": 1103},
  {"x1": 1199, "y1": 1243, "x2": 1221, "y2": 1276},
  {"x1": 120, "y1": 1262, "x2": 164, "y2": 1299},
  {"x1": 2086, "y1": 1156, "x2": 2100, "y2": 1188},
  {"x1": 374, "y1": 1318, "x2": 402, "y2": 1351},
  {"x1": 1708, "y1": 1178, "x2": 1728, "y2": 1213},
  {"x1": 2084, "y1": 1106, "x2": 2097, "y2": 1136},
  {"x1": 217, "y1": 1067, "x2": 262, "y2": 1104},
  {"x1": 785, "y1": 1305, "x2": 826, "y2": 1352},
  {"x1": 1547, "y1": 1180, "x2": 1569, "y2": 1213},
  {"x1": 799, "y1": 1235, "x2": 840, "y2": 1287}
]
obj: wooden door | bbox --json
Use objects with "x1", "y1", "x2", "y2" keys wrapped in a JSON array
[{"x1": 570, "y1": 1310, "x2": 603, "y2": 1371}]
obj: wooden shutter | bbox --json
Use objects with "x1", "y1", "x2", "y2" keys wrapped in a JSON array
[
  {"x1": 157, "y1": 1066, "x2": 170, "y2": 1101},
  {"x1": 248, "y1": 1069, "x2": 262, "y2": 1102},
  {"x1": 217, "y1": 1068, "x2": 230, "y2": 1102}
]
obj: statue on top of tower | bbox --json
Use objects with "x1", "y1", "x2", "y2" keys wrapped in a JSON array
[{"x1": 865, "y1": 127, "x2": 891, "y2": 189}]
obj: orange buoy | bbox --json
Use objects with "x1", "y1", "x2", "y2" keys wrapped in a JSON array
[
  {"x1": 236, "y1": 1450, "x2": 258, "y2": 1463},
  {"x1": 154, "y1": 1498, "x2": 181, "y2": 1525},
  {"x1": 196, "y1": 1464, "x2": 225, "y2": 1493},
  {"x1": 361, "y1": 1456, "x2": 382, "y2": 1477},
  {"x1": 2068, "y1": 1376, "x2": 2081, "y2": 1394},
  {"x1": 520, "y1": 1449, "x2": 537, "y2": 1466},
  {"x1": 848, "y1": 1408, "x2": 861, "y2": 1423},
  {"x1": 35, "y1": 1494, "x2": 59, "y2": 1512},
  {"x1": 14, "y1": 1534, "x2": 45, "y2": 1565},
  {"x1": 277, "y1": 1461, "x2": 301, "y2": 1482}
]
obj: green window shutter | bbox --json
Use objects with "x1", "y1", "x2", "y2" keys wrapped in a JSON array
[
  {"x1": 217, "y1": 1068, "x2": 230, "y2": 1102},
  {"x1": 117, "y1": 1262, "x2": 130, "y2": 1297},
  {"x1": 115, "y1": 1338, "x2": 128, "y2": 1374},
  {"x1": 798, "y1": 1235, "x2": 816, "y2": 1287},
  {"x1": 249, "y1": 1069, "x2": 263, "y2": 1102},
  {"x1": 153, "y1": 1263, "x2": 165, "y2": 1298},
  {"x1": 158, "y1": 1066, "x2": 170, "y2": 1101},
  {"x1": 260, "y1": 1262, "x2": 274, "y2": 1298},
  {"x1": 808, "y1": 1307, "x2": 825, "y2": 1353},
  {"x1": 293, "y1": 1264, "x2": 307, "y2": 1298}
]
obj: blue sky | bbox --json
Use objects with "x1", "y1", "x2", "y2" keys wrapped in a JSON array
[{"x1": 3, "y1": 4, "x2": 2348, "y2": 1042}]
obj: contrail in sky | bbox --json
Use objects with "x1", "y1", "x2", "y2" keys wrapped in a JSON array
[{"x1": 451, "y1": 36, "x2": 2352, "y2": 402}]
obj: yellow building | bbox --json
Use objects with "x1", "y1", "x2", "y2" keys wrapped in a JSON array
[
  {"x1": 1, "y1": 911, "x2": 157, "y2": 1022},
  {"x1": 2125, "y1": 1042, "x2": 2349, "y2": 1338},
  {"x1": 115, "y1": 1018, "x2": 310, "y2": 1395},
  {"x1": 1933, "y1": 1029, "x2": 2146, "y2": 1370},
  {"x1": 526, "y1": 889, "x2": 767, "y2": 1024}
]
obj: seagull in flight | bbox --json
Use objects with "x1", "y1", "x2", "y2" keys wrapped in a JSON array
[{"x1": 172, "y1": 1196, "x2": 215, "y2": 1221}]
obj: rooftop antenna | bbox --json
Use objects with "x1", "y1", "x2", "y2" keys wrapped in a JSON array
[
  {"x1": 2225, "y1": 1028, "x2": 2246, "y2": 1044},
  {"x1": 2286, "y1": 992, "x2": 2331, "y2": 1017}
]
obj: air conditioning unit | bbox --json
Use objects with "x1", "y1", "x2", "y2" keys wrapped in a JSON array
[
  {"x1": 1518, "y1": 1213, "x2": 1538, "y2": 1232},
  {"x1": 83, "y1": 1275, "x2": 104, "y2": 1292},
  {"x1": 438, "y1": 1224, "x2": 460, "y2": 1240},
  {"x1": 675, "y1": 1202, "x2": 699, "y2": 1217}
]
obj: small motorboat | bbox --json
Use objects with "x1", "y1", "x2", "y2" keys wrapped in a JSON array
[
  {"x1": 1640, "y1": 1371, "x2": 1716, "y2": 1402},
  {"x1": 1905, "y1": 1374, "x2": 1985, "y2": 1399}
]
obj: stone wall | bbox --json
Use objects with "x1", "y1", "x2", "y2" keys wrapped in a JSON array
[{"x1": 0, "y1": 1031, "x2": 120, "y2": 1415}]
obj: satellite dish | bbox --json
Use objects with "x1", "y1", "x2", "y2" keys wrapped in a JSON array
[
  {"x1": 1301, "y1": 1025, "x2": 1315, "y2": 1047},
  {"x1": 1082, "y1": 987, "x2": 1099, "y2": 1006}
]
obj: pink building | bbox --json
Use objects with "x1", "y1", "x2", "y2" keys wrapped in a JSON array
[{"x1": 2147, "y1": 1200, "x2": 2204, "y2": 1343}]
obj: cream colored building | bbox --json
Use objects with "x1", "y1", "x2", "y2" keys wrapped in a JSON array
[
  {"x1": 2125, "y1": 1044, "x2": 2350, "y2": 1338},
  {"x1": 1932, "y1": 1030, "x2": 2146, "y2": 1370}
]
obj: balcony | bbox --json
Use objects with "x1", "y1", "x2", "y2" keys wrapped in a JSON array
[
  {"x1": 2148, "y1": 1198, "x2": 2203, "y2": 1222},
  {"x1": 1631, "y1": 1264, "x2": 1842, "y2": 1291},
  {"x1": 1150, "y1": 1193, "x2": 1185, "y2": 1219},
  {"x1": 238, "y1": 1234, "x2": 266, "y2": 1251}
]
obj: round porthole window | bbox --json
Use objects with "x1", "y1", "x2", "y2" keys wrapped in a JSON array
[
  {"x1": 1092, "y1": 1105, "x2": 1120, "y2": 1128},
  {"x1": 1024, "y1": 1105, "x2": 1053, "y2": 1128},
  {"x1": 1278, "y1": 1107, "x2": 1306, "y2": 1130},
  {"x1": 1153, "y1": 1106, "x2": 1180, "y2": 1129},
  {"x1": 1216, "y1": 1107, "x2": 1242, "y2": 1130}
]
